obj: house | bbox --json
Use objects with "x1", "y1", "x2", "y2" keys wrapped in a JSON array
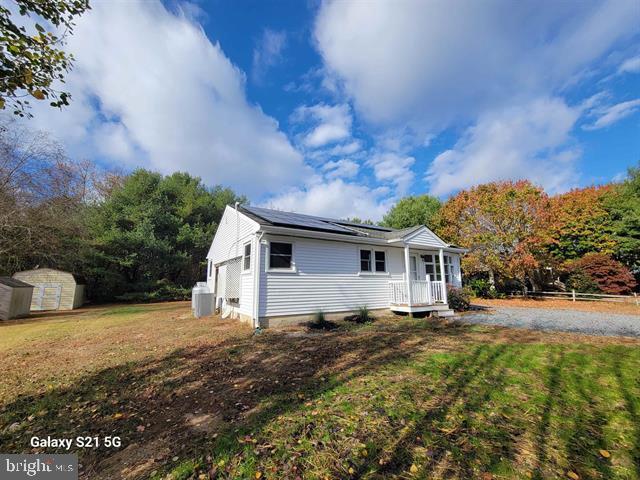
[
  {"x1": 0, "y1": 277, "x2": 34, "y2": 320},
  {"x1": 12, "y1": 268, "x2": 85, "y2": 311},
  {"x1": 206, "y1": 205, "x2": 465, "y2": 328}
]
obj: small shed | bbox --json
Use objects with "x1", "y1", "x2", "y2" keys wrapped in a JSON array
[
  {"x1": 12, "y1": 268, "x2": 85, "y2": 311},
  {"x1": 0, "y1": 277, "x2": 34, "y2": 320}
]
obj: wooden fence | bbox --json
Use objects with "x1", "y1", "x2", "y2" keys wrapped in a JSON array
[{"x1": 510, "y1": 290, "x2": 639, "y2": 306}]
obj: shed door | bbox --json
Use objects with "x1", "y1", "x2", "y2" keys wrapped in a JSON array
[{"x1": 33, "y1": 283, "x2": 62, "y2": 311}]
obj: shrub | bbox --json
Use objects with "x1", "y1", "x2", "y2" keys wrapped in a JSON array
[
  {"x1": 308, "y1": 310, "x2": 337, "y2": 330},
  {"x1": 344, "y1": 306, "x2": 374, "y2": 324},
  {"x1": 565, "y1": 253, "x2": 637, "y2": 295},
  {"x1": 467, "y1": 279, "x2": 498, "y2": 298},
  {"x1": 565, "y1": 271, "x2": 600, "y2": 293},
  {"x1": 447, "y1": 286, "x2": 472, "y2": 311}
]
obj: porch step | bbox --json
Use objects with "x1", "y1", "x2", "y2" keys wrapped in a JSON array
[{"x1": 434, "y1": 309, "x2": 456, "y2": 318}]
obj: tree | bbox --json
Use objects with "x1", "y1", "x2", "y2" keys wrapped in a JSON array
[
  {"x1": 437, "y1": 180, "x2": 550, "y2": 286},
  {"x1": 0, "y1": 118, "x2": 93, "y2": 274},
  {"x1": 86, "y1": 170, "x2": 246, "y2": 301},
  {"x1": 606, "y1": 164, "x2": 640, "y2": 279},
  {"x1": 0, "y1": 0, "x2": 90, "y2": 115},
  {"x1": 382, "y1": 195, "x2": 441, "y2": 229},
  {"x1": 565, "y1": 253, "x2": 637, "y2": 295},
  {"x1": 544, "y1": 185, "x2": 617, "y2": 261}
]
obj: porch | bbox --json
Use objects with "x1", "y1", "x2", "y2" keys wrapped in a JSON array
[{"x1": 388, "y1": 245, "x2": 460, "y2": 313}]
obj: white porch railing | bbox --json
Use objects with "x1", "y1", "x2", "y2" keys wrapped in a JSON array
[{"x1": 388, "y1": 280, "x2": 447, "y2": 306}]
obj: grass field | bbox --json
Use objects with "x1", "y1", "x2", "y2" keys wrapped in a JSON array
[{"x1": 1, "y1": 302, "x2": 639, "y2": 480}]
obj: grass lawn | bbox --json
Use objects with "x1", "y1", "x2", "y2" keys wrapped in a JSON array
[{"x1": 0, "y1": 302, "x2": 639, "y2": 480}]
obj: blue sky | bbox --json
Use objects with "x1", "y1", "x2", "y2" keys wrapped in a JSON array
[{"x1": 25, "y1": 0, "x2": 640, "y2": 220}]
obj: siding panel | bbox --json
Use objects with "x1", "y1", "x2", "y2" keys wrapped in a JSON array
[
  {"x1": 262, "y1": 236, "x2": 406, "y2": 317},
  {"x1": 405, "y1": 228, "x2": 447, "y2": 248}
]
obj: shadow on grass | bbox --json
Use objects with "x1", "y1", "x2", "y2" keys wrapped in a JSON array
[
  {"x1": 1, "y1": 320, "x2": 638, "y2": 480},
  {"x1": 0, "y1": 320, "x2": 478, "y2": 479},
  {"x1": 342, "y1": 344, "x2": 520, "y2": 479},
  {"x1": 613, "y1": 354, "x2": 640, "y2": 478}
]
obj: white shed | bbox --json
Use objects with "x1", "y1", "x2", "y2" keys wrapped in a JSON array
[
  {"x1": 12, "y1": 268, "x2": 85, "y2": 311},
  {"x1": 0, "y1": 277, "x2": 34, "y2": 320}
]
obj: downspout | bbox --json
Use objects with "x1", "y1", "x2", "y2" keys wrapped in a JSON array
[
  {"x1": 235, "y1": 202, "x2": 240, "y2": 258},
  {"x1": 252, "y1": 231, "x2": 264, "y2": 329}
]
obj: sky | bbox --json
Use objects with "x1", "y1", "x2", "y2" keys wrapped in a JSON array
[{"x1": 23, "y1": 0, "x2": 640, "y2": 221}]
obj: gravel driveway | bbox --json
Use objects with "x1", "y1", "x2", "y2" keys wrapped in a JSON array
[{"x1": 459, "y1": 306, "x2": 640, "y2": 338}]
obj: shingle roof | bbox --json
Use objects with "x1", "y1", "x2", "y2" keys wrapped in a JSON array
[
  {"x1": 0, "y1": 277, "x2": 33, "y2": 288},
  {"x1": 241, "y1": 205, "x2": 422, "y2": 240}
]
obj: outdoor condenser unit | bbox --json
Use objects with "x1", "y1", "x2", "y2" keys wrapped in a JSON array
[{"x1": 192, "y1": 282, "x2": 214, "y2": 318}]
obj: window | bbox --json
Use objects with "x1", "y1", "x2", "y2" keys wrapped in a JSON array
[
  {"x1": 444, "y1": 255, "x2": 454, "y2": 284},
  {"x1": 360, "y1": 250, "x2": 372, "y2": 272},
  {"x1": 421, "y1": 254, "x2": 442, "y2": 281},
  {"x1": 410, "y1": 256, "x2": 418, "y2": 280},
  {"x1": 360, "y1": 249, "x2": 386, "y2": 273},
  {"x1": 269, "y1": 242, "x2": 292, "y2": 269},
  {"x1": 242, "y1": 242, "x2": 251, "y2": 271}
]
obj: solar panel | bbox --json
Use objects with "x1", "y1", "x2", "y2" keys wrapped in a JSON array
[
  {"x1": 244, "y1": 206, "x2": 358, "y2": 234},
  {"x1": 332, "y1": 220, "x2": 392, "y2": 232}
]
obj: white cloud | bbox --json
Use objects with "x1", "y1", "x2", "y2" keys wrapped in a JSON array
[
  {"x1": 27, "y1": 1, "x2": 305, "y2": 197},
  {"x1": 252, "y1": 29, "x2": 287, "y2": 82},
  {"x1": 584, "y1": 99, "x2": 640, "y2": 129},
  {"x1": 618, "y1": 55, "x2": 640, "y2": 74},
  {"x1": 292, "y1": 103, "x2": 353, "y2": 148},
  {"x1": 326, "y1": 140, "x2": 362, "y2": 156},
  {"x1": 314, "y1": 0, "x2": 638, "y2": 197},
  {"x1": 322, "y1": 159, "x2": 359, "y2": 179},
  {"x1": 315, "y1": 0, "x2": 639, "y2": 131},
  {"x1": 426, "y1": 97, "x2": 581, "y2": 196},
  {"x1": 262, "y1": 178, "x2": 391, "y2": 221},
  {"x1": 368, "y1": 152, "x2": 415, "y2": 194}
]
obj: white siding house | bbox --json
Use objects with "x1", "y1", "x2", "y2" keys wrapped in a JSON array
[{"x1": 207, "y1": 205, "x2": 465, "y2": 327}]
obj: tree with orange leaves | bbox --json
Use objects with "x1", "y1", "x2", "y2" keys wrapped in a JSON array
[
  {"x1": 436, "y1": 180, "x2": 550, "y2": 287},
  {"x1": 544, "y1": 185, "x2": 617, "y2": 262}
]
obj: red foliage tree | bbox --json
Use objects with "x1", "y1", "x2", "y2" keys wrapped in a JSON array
[{"x1": 566, "y1": 253, "x2": 637, "y2": 295}]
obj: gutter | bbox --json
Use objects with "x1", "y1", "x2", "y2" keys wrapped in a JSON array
[{"x1": 252, "y1": 231, "x2": 264, "y2": 328}]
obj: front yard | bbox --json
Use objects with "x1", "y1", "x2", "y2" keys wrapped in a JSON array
[{"x1": 1, "y1": 302, "x2": 639, "y2": 480}]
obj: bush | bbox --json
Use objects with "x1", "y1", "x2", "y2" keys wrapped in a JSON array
[
  {"x1": 308, "y1": 310, "x2": 337, "y2": 330},
  {"x1": 565, "y1": 253, "x2": 637, "y2": 295},
  {"x1": 565, "y1": 271, "x2": 600, "y2": 293},
  {"x1": 345, "y1": 305, "x2": 374, "y2": 324},
  {"x1": 466, "y1": 279, "x2": 498, "y2": 298},
  {"x1": 447, "y1": 286, "x2": 472, "y2": 311}
]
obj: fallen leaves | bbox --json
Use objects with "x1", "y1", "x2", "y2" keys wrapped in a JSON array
[
  {"x1": 599, "y1": 449, "x2": 611, "y2": 458},
  {"x1": 567, "y1": 471, "x2": 580, "y2": 480}
]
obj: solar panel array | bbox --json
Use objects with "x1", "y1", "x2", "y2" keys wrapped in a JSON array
[
  {"x1": 333, "y1": 220, "x2": 392, "y2": 232},
  {"x1": 244, "y1": 206, "x2": 358, "y2": 234}
]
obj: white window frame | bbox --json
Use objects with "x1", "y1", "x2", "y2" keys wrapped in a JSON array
[
  {"x1": 410, "y1": 255, "x2": 418, "y2": 280},
  {"x1": 267, "y1": 240, "x2": 296, "y2": 273},
  {"x1": 359, "y1": 248, "x2": 389, "y2": 275},
  {"x1": 444, "y1": 255, "x2": 454, "y2": 284},
  {"x1": 242, "y1": 241, "x2": 252, "y2": 273},
  {"x1": 421, "y1": 253, "x2": 442, "y2": 282}
]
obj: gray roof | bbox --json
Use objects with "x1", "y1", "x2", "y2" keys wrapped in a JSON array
[
  {"x1": 241, "y1": 205, "x2": 424, "y2": 240},
  {"x1": 0, "y1": 277, "x2": 33, "y2": 288}
]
